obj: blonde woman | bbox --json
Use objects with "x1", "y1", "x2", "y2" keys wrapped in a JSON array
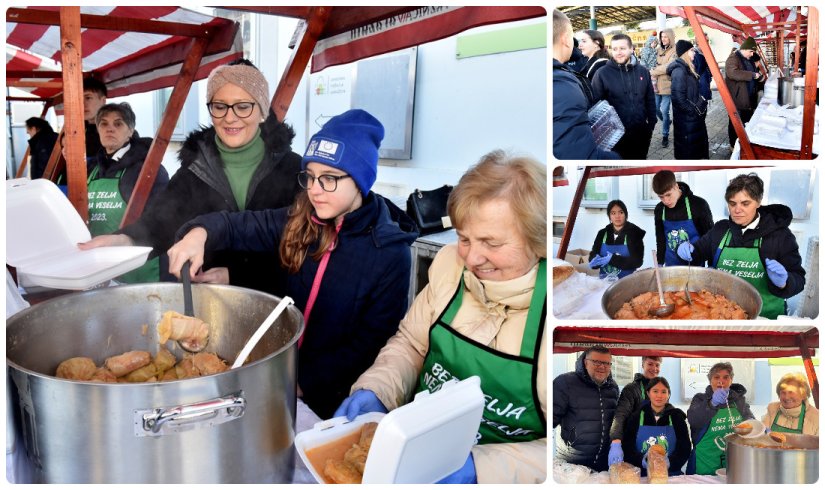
[
  {"x1": 667, "y1": 40, "x2": 709, "y2": 159},
  {"x1": 761, "y1": 373, "x2": 819, "y2": 436}
]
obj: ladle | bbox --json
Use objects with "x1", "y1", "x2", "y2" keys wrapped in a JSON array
[
  {"x1": 231, "y1": 296, "x2": 295, "y2": 369},
  {"x1": 178, "y1": 260, "x2": 204, "y2": 353},
  {"x1": 649, "y1": 250, "x2": 675, "y2": 317},
  {"x1": 684, "y1": 260, "x2": 692, "y2": 305}
]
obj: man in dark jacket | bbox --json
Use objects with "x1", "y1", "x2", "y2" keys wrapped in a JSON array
[
  {"x1": 652, "y1": 171, "x2": 713, "y2": 266},
  {"x1": 607, "y1": 356, "x2": 662, "y2": 465},
  {"x1": 592, "y1": 33, "x2": 657, "y2": 159},
  {"x1": 687, "y1": 362, "x2": 754, "y2": 475},
  {"x1": 724, "y1": 37, "x2": 764, "y2": 148},
  {"x1": 678, "y1": 173, "x2": 805, "y2": 319},
  {"x1": 24, "y1": 117, "x2": 58, "y2": 179},
  {"x1": 554, "y1": 345, "x2": 620, "y2": 472},
  {"x1": 552, "y1": 9, "x2": 619, "y2": 160}
]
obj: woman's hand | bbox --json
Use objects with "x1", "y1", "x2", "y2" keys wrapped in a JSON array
[
  {"x1": 193, "y1": 267, "x2": 229, "y2": 285},
  {"x1": 77, "y1": 234, "x2": 134, "y2": 250},
  {"x1": 167, "y1": 227, "x2": 208, "y2": 280}
]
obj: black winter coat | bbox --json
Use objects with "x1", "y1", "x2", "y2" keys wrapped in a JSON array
[
  {"x1": 592, "y1": 58, "x2": 657, "y2": 158},
  {"x1": 120, "y1": 112, "x2": 302, "y2": 293},
  {"x1": 553, "y1": 59, "x2": 620, "y2": 160},
  {"x1": 179, "y1": 192, "x2": 419, "y2": 419},
  {"x1": 622, "y1": 403, "x2": 691, "y2": 476},
  {"x1": 668, "y1": 59, "x2": 709, "y2": 159},
  {"x1": 27, "y1": 127, "x2": 58, "y2": 180},
  {"x1": 654, "y1": 182, "x2": 714, "y2": 266},
  {"x1": 89, "y1": 135, "x2": 169, "y2": 204},
  {"x1": 589, "y1": 221, "x2": 647, "y2": 273},
  {"x1": 580, "y1": 56, "x2": 608, "y2": 82},
  {"x1": 553, "y1": 353, "x2": 620, "y2": 471},
  {"x1": 688, "y1": 204, "x2": 805, "y2": 302},
  {"x1": 609, "y1": 373, "x2": 653, "y2": 441}
]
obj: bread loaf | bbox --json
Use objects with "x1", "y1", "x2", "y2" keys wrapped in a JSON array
[
  {"x1": 646, "y1": 444, "x2": 668, "y2": 484},
  {"x1": 609, "y1": 462, "x2": 640, "y2": 484},
  {"x1": 553, "y1": 264, "x2": 575, "y2": 287}
]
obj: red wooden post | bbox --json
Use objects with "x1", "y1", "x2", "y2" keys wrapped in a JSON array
[
  {"x1": 798, "y1": 330, "x2": 819, "y2": 409},
  {"x1": 59, "y1": 6, "x2": 88, "y2": 221},
  {"x1": 800, "y1": 6, "x2": 818, "y2": 160},
  {"x1": 270, "y1": 6, "x2": 332, "y2": 122},
  {"x1": 120, "y1": 36, "x2": 209, "y2": 227},
  {"x1": 557, "y1": 166, "x2": 591, "y2": 259}
]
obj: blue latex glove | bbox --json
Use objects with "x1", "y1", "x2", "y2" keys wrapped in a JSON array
[
  {"x1": 436, "y1": 453, "x2": 476, "y2": 484},
  {"x1": 677, "y1": 241, "x2": 694, "y2": 261},
  {"x1": 765, "y1": 258, "x2": 788, "y2": 288},
  {"x1": 711, "y1": 387, "x2": 730, "y2": 407},
  {"x1": 588, "y1": 253, "x2": 613, "y2": 269},
  {"x1": 332, "y1": 389, "x2": 388, "y2": 421},
  {"x1": 608, "y1": 441, "x2": 624, "y2": 465}
]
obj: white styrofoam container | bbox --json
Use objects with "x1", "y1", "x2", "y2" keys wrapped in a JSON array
[
  {"x1": 295, "y1": 376, "x2": 485, "y2": 484},
  {"x1": 6, "y1": 178, "x2": 152, "y2": 290}
]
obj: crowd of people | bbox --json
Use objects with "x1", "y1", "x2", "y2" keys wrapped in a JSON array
[
  {"x1": 586, "y1": 170, "x2": 804, "y2": 319},
  {"x1": 553, "y1": 8, "x2": 768, "y2": 160},
  {"x1": 554, "y1": 346, "x2": 819, "y2": 477}
]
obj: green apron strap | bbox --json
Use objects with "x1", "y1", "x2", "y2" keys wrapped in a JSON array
[
  {"x1": 441, "y1": 274, "x2": 466, "y2": 324},
  {"x1": 685, "y1": 196, "x2": 692, "y2": 219},
  {"x1": 519, "y1": 259, "x2": 546, "y2": 358}
]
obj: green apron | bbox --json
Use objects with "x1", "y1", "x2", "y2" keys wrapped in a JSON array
[
  {"x1": 694, "y1": 404, "x2": 742, "y2": 475},
  {"x1": 713, "y1": 229, "x2": 785, "y2": 319},
  {"x1": 770, "y1": 403, "x2": 806, "y2": 433},
  {"x1": 87, "y1": 166, "x2": 159, "y2": 283},
  {"x1": 416, "y1": 260, "x2": 546, "y2": 444}
]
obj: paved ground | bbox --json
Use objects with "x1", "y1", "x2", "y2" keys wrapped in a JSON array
[{"x1": 646, "y1": 87, "x2": 733, "y2": 160}]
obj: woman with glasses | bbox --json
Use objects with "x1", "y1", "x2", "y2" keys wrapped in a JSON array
[
  {"x1": 79, "y1": 59, "x2": 302, "y2": 294},
  {"x1": 168, "y1": 109, "x2": 418, "y2": 419}
]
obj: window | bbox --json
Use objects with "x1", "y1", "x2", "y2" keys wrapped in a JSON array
[
  {"x1": 581, "y1": 173, "x2": 619, "y2": 208},
  {"x1": 154, "y1": 88, "x2": 185, "y2": 141}
]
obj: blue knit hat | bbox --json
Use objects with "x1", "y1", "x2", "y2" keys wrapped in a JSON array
[{"x1": 302, "y1": 109, "x2": 384, "y2": 195}]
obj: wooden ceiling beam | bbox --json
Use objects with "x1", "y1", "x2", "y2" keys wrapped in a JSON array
[{"x1": 7, "y1": 8, "x2": 213, "y2": 38}]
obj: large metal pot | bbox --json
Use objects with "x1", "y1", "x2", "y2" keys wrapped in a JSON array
[
  {"x1": 601, "y1": 266, "x2": 762, "y2": 319},
  {"x1": 725, "y1": 433, "x2": 819, "y2": 483},
  {"x1": 6, "y1": 284, "x2": 303, "y2": 483}
]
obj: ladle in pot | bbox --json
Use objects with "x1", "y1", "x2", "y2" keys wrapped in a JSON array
[
  {"x1": 178, "y1": 260, "x2": 205, "y2": 353},
  {"x1": 649, "y1": 250, "x2": 675, "y2": 317},
  {"x1": 231, "y1": 296, "x2": 295, "y2": 369}
]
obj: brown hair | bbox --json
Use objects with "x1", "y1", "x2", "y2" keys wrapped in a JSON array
[
  {"x1": 278, "y1": 193, "x2": 339, "y2": 274},
  {"x1": 447, "y1": 150, "x2": 546, "y2": 259},
  {"x1": 725, "y1": 173, "x2": 764, "y2": 202},
  {"x1": 652, "y1": 170, "x2": 677, "y2": 195},
  {"x1": 583, "y1": 30, "x2": 609, "y2": 59},
  {"x1": 553, "y1": 9, "x2": 571, "y2": 45},
  {"x1": 642, "y1": 356, "x2": 663, "y2": 363},
  {"x1": 610, "y1": 33, "x2": 634, "y2": 50}
]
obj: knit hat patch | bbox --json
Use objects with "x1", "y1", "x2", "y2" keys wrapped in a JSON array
[{"x1": 302, "y1": 109, "x2": 384, "y2": 195}]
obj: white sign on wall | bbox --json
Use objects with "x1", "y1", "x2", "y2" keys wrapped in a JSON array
[{"x1": 681, "y1": 359, "x2": 755, "y2": 402}]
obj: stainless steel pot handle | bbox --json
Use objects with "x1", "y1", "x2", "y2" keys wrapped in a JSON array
[{"x1": 135, "y1": 393, "x2": 245, "y2": 437}]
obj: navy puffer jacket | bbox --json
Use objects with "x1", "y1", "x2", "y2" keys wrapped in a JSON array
[
  {"x1": 553, "y1": 352, "x2": 620, "y2": 471},
  {"x1": 668, "y1": 58, "x2": 709, "y2": 159}
]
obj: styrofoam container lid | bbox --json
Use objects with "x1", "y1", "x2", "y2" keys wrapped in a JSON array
[
  {"x1": 295, "y1": 376, "x2": 485, "y2": 484},
  {"x1": 6, "y1": 178, "x2": 152, "y2": 290}
]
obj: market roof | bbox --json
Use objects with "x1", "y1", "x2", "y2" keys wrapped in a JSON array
[
  {"x1": 660, "y1": 6, "x2": 807, "y2": 42},
  {"x1": 6, "y1": 6, "x2": 242, "y2": 102},
  {"x1": 556, "y1": 6, "x2": 657, "y2": 32}
]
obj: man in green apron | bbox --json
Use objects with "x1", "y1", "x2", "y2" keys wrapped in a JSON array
[
  {"x1": 686, "y1": 362, "x2": 754, "y2": 475},
  {"x1": 608, "y1": 355, "x2": 663, "y2": 465},
  {"x1": 676, "y1": 173, "x2": 805, "y2": 319}
]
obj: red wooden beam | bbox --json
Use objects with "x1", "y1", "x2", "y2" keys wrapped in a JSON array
[
  {"x1": 6, "y1": 70, "x2": 66, "y2": 79},
  {"x1": 6, "y1": 97, "x2": 48, "y2": 102},
  {"x1": 799, "y1": 6, "x2": 818, "y2": 160},
  {"x1": 120, "y1": 36, "x2": 208, "y2": 227},
  {"x1": 7, "y1": 8, "x2": 213, "y2": 38},
  {"x1": 689, "y1": 6, "x2": 746, "y2": 33},
  {"x1": 685, "y1": 7, "x2": 756, "y2": 159},
  {"x1": 797, "y1": 329, "x2": 819, "y2": 409},
  {"x1": 556, "y1": 166, "x2": 590, "y2": 260},
  {"x1": 554, "y1": 327, "x2": 816, "y2": 349},
  {"x1": 7, "y1": 80, "x2": 63, "y2": 89},
  {"x1": 587, "y1": 165, "x2": 755, "y2": 179},
  {"x1": 59, "y1": 7, "x2": 88, "y2": 222},
  {"x1": 270, "y1": 6, "x2": 332, "y2": 123}
]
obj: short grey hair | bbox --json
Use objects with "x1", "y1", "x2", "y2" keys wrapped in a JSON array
[
  {"x1": 95, "y1": 102, "x2": 136, "y2": 130},
  {"x1": 707, "y1": 362, "x2": 734, "y2": 381}
]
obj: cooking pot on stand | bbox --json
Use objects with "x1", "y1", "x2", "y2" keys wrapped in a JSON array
[
  {"x1": 601, "y1": 266, "x2": 762, "y2": 319},
  {"x1": 6, "y1": 284, "x2": 303, "y2": 483},
  {"x1": 724, "y1": 433, "x2": 818, "y2": 484}
]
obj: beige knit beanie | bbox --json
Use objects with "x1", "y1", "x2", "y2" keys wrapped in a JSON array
[{"x1": 206, "y1": 63, "x2": 270, "y2": 118}]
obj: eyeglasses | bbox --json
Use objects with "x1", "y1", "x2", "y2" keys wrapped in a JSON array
[
  {"x1": 206, "y1": 101, "x2": 257, "y2": 119},
  {"x1": 297, "y1": 171, "x2": 352, "y2": 192},
  {"x1": 586, "y1": 358, "x2": 612, "y2": 367}
]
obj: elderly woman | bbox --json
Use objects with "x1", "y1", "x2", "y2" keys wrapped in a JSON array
[
  {"x1": 86, "y1": 102, "x2": 169, "y2": 282},
  {"x1": 761, "y1": 373, "x2": 819, "y2": 436},
  {"x1": 333, "y1": 151, "x2": 547, "y2": 483},
  {"x1": 677, "y1": 173, "x2": 805, "y2": 319},
  {"x1": 621, "y1": 377, "x2": 691, "y2": 476},
  {"x1": 79, "y1": 59, "x2": 302, "y2": 293},
  {"x1": 588, "y1": 199, "x2": 646, "y2": 279},
  {"x1": 686, "y1": 362, "x2": 754, "y2": 475},
  {"x1": 167, "y1": 109, "x2": 418, "y2": 420}
]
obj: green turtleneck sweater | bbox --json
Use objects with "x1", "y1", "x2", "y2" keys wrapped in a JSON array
[{"x1": 216, "y1": 128, "x2": 265, "y2": 210}]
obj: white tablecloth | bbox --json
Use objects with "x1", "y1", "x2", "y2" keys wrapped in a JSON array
[
  {"x1": 553, "y1": 271, "x2": 611, "y2": 319},
  {"x1": 731, "y1": 94, "x2": 821, "y2": 158}
]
